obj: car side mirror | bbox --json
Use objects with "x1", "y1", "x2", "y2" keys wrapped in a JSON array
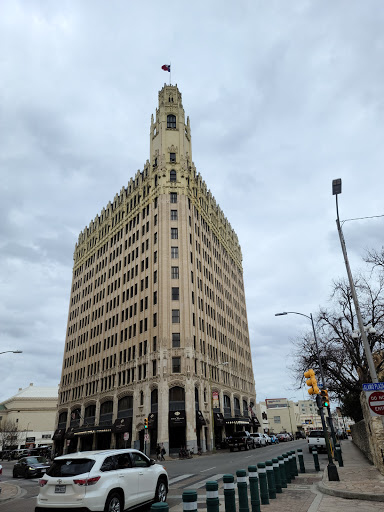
[{"x1": 150, "y1": 458, "x2": 156, "y2": 465}]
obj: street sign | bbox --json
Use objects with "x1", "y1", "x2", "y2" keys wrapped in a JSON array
[
  {"x1": 367, "y1": 391, "x2": 384, "y2": 416},
  {"x1": 144, "y1": 433, "x2": 149, "y2": 442},
  {"x1": 123, "y1": 432, "x2": 129, "y2": 441},
  {"x1": 363, "y1": 382, "x2": 384, "y2": 391}
]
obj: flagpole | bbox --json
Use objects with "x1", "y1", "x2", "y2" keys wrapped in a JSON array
[{"x1": 170, "y1": 62, "x2": 171, "y2": 85}]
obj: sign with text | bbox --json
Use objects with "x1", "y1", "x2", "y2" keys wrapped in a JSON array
[
  {"x1": 363, "y1": 383, "x2": 384, "y2": 391},
  {"x1": 212, "y1": 391, "x2": 219, "y2": 408},
  {"x1": 365, "y1": 389, "x2": 384, "y2": 417}
]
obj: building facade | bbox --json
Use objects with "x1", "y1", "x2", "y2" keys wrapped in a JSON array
[
  {"x1": 0, "y1": 383, "x2": 57, "y2": 450},
  {"x1": 55, "y1": 85, "x2": 256, "y2": 456}
]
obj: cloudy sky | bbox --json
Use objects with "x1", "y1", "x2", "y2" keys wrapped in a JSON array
[{"x1": 1, "y1": 1, "x2": 384, "y2": 405}]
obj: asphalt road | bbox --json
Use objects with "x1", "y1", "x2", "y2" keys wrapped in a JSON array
[{"x1": 0, "y1": 439, "x2": 327, "y2": 512}]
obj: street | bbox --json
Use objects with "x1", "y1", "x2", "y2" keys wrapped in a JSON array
[{"x1": 0, "y1": 439, "x2": 327, "y2": 512}]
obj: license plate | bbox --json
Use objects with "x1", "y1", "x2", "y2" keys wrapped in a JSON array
[{"x1": 55, "y1": 485, "x2": 66, "y2": 494}]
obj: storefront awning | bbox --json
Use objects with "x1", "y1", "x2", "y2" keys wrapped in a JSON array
[
  {"x1": 53, "y1": 429, "x2": 65, "y2": 441},
  {"x1": 74, "y1": 426, "x2": 112, "y2": 436},
  {"x1": 169, "y1": 410, "x2": 186, "y2": 427},
  {"x1": 225, "y1": 417, "x2": 251, "y2": 426},
  {"x1": 196, "y1": 410, "x2": 206, "y2": 426},
  {"x1": 214, "y1": 412, "x2": 225, "y2": 427},
  {"x1": 112, "y1": 417, "x2": 132, "y2": 434},
  {"x1": 148, "y1": 412, "x2": 157, "y2": 429}
]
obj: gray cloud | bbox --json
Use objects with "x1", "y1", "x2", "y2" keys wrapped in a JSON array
[{"x1": 1, "y1": 0, "x2": 384, "y2": 403}]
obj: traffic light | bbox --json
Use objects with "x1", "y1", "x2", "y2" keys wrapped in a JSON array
[
  {"x1": 144, "y1": 418, "x2": 148, "y2": 429},
  {"x1": 304, "y1": 369, "x2": 320, "y2": 395},
  {"x1": 320, "y1": 389, "x2": 330, "y2": 408}
]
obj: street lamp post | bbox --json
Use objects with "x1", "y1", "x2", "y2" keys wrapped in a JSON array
[
  {"x1": 275, "y1": 311, "x2": 339, "y2": 480},
  {"x1": 209, "y1": 361, "x2": 229, "y2": 452},
  {"x1": 332, "y1": 179, "x2": 379, "y2": 383}
]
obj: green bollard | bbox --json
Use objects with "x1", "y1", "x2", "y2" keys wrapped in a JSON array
[
  {"x1": 248, "y1": 465, "x2": 261, "y2": 512},
  {"x1": 312, "y1": 449, "x2": 320, "y2": 472},
  {"x1": 272, "y1": 458, "x2": 282, "y2": 493},
  {"x1": 278, "y1": 455, "x2": 287, "y2": 488},
  {"x1": 223, "y1": 474, "x2": 236, "y2": 512},
  {"x1": 291, "y1": 450, "x2": 299, "y2": 476},
  {"x1": 206, "y1": 481, "x2": 219, "y2": 512},
  {"x1": 257, "y1": 462, "x2": 269, "y2": 505},
  {"x1": 297, "y1": 448, "x2": 306, "y2": 473},
  {"x1": 288, "y1": 452, "x2": 295, "y2": 480},
  {"x1": 182, "y1": 490, "x2": 198, "y2": 512},
  {"x1": 283, "y1": 453, "x2": 291, "y2": 483},
  {"x1": 335, "y1": 444, "x2": 344, "y2": 467},
  {"x1": 265, "y1": 461, "x2": 276, "y2": 499},
  {"x1": 151, "y1": 503, "x2": 169, "y2": 512},
  {"x1": 236, "y1": 469, "x2": 250, "y2": 512}
]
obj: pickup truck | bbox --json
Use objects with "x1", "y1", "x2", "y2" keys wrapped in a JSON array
[
  {"x1": 228, "y1": 431, "x2": 254, "y2": 451},
  {"x1": 308, "y1": 430, "x2": 327, "y2": 453}
]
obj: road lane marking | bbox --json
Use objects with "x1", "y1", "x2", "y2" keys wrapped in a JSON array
[
  {"x1": 185, "y1": 474, "x2": 224, "y2": 489},
  {"x1": 200, "y1": 467, "x2": 216, "y2": 472},
  {"x1": 169, "y1": 474, "x2": 194, "y2": 485}
]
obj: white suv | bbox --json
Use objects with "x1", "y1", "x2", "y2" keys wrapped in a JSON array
[
  {"x1": 35, "y1": 449, "x2": 168, "y2": 512},
  {"x1": 249, "y1": 433, "x2": 266, "y2": 447}
]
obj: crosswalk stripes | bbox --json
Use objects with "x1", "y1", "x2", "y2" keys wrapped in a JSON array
[
  {"x1": 184, "y1": 473, "x2": 224, "y2": 489},
  {"x1": 168, "y1": 474, "x2": 194, "y2": 485}
]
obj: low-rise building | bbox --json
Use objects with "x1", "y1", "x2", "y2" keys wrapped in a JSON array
[{"x1": 0, "y1": 383, "x2": 58, "y2": 450}]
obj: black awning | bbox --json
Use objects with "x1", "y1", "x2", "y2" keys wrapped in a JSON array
[
  {"x1": 169, "y1": 410, "x2": 186, "y2": 427},
  {"x1": 148, "y1": 412, "x2": 157, "y2": 430},
  {"x1": 52, "y1": 429, "x2": 65, "y2": 441},
  {"x1": 252, "y1": 417, "x2": 261, "y2": 427},
  {"x1": 112, "y1": 417, "x2": 132, "y2": 433},
  {"x1": 64, "y1": 427, "x2": 76, "y2": 439},
  {"x1": 196, "y1": 410, "x2": 206, "y2": 426},
  {"x1": 225, "y1": 417, "x2": 251, "y2": 426},
  {"x1": 214, "y1": 412, "x2": 225, "y2": 427}
]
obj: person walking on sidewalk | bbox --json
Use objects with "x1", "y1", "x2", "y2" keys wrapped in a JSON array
[
  {"x1": 156, "y1": 444, "x2": 161, "y2": 461},
  {"x1": 160, "y1": 443, "x2": 166, "y2": 461}
]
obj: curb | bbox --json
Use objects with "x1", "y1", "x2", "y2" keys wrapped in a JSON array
[{"x1": 317, "y1": 482, "x2": 384, "y2": 502}]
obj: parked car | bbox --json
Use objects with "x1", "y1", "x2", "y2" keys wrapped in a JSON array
[
  {"x1": 295, "y1": 431, "x2": 306, "y2": 440},
  {"x1": 13, "y1": 456, "x2": 51, "y2": 479},
  {"x1": 227, "y1": 431, "x2": 254, "y2": 451},
  {"x1": 262, "y1": 434, "x2": 272, "y2": 445},
  {"x1": 10, "y1": 449, "x2": 30, "y2": 460},
  {"x1": 249, "y1": 433, "x2": 266, "y2": 447},
  {"x1": 308, "y1": 430, "x2": 327, "y2": 453},
  {"x1": 35, "y1": 449, "x2": 168, "y2": 512},
  {"x1": 277, "y1": 433, "x2": 290, "y2": 442},
  {"x1": 270, "y1": 435, "x2": 279, "y2": 444}
]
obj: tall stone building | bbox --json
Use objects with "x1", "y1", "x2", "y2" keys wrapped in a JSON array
[{"x1": 55, "y1": 85, "x2": 256, "y2": 456}]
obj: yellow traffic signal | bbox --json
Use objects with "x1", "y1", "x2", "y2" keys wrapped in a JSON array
[
  {"x1": 144, "y1": 418, "x2": 148, "y2": 429},
  {"x1": 320, "y1": 389, "x2": 330, "y2": 407},
  {"x1": 304, "y1": 369, "x2": 320, "y2": 395}
]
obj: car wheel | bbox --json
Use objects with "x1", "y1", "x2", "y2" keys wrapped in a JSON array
[
  {"x1": 12, "y1": 470, "x2": 18, "y2": 479},
  {"x1": 154, "y1": 478, "x2": 167, "y2": 502},
  {"x1": 245, "y1": 443, "x2": 249, "y2": 451},
  {"x1": 104, "y1": 492, "x2": 123, "y2": 512}
]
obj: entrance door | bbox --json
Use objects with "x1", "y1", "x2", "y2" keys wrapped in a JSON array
[{"x1": 139, "y1": 429, "x2": 144, "y2": 452}]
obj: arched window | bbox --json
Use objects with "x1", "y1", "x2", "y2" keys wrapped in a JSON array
[
  {"x1": 234, "y1": 397, "x2": 241, "y2": 417},
  {"x1": 223, "y1": 395, "x2": 231, "y2": 418},
  {"x1": 58, "y1": 411, "x2": 67, "y2": 429},
  {"x1": 84, "y1": 405, "x2": 96, "y2": 426},
  {"x1": 169, "y1": 386, "x2": 185, "y2": 411},
  {"x1": 170, "y1": 169, "x2": 176, "y2": 182},
  {"x1": 167, "y1": 115, "x2": 176, "y2": 129},
  {"x1": 100, "y1": 400, "x2": 113, "y2": 425},
  {"x1": 70, "y1": 408, "x2": 81, "y2": 427},
  {"x1": 243, "y1": 400, "x2": 248, "y2": 417},
  {"x1": 151, "y1": 389, "x2": 158, "y2": 413},
  {"x1": 118, "y1": 396, "x2": 133, "y2": 419}
]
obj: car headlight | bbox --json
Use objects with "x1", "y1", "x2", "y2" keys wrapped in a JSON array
[{"x1": 28, "y1": 467, "x2": 34, "y2": 470}]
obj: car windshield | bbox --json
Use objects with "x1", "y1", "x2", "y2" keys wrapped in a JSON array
[
  {"x1": 25, "y1": 457, "x2": 47, "y2": 464},
  {"x1": 47, "y1": 458, "x2": 95, "y2": 477},
  {"x1": 309, "y1": 431, "x2": 324, "y2": 438}
]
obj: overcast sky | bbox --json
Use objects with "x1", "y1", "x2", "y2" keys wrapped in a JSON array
[{"x1": 1, "y1": 1, "x2": 384, "y2": 405}]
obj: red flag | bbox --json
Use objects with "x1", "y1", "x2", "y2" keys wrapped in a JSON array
[{"x1": 161, "y1": 64, "x2": 171, "y2": 72}]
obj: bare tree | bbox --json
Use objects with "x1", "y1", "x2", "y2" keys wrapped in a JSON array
[
  {"x1": 291, "y1": 272, "x2": 384, "y2": 422},
  {"x1": 0, "y1": 420, "x2": 23, "y2": 450}
]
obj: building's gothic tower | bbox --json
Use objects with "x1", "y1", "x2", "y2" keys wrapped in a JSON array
[{"x1": 54, "y1": 85, "x2": 257, "y2": 456}]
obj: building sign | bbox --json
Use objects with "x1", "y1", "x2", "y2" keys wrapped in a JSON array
[
  {"x1": 213, "y1": 412, "x2": 225, "y2": 426},
  {"x1": 169, "y1": 410, "x2": 186, "y2": 427},
  {"x1": 112, "y1": 417, "x2": 132, "y2": 433},
  {"x1": 26, "y1": 437, "x2": 35, "y2": 443},
  {"x1": 212, "y1": 391, "x2": 219, "y2": 408},
  {"x1": 148, "y1": 413, "x2": 157, "y2": 430},
  {"x1": 196, "y1": 410, "x2": 206, "y2": 426},
  {"x1": 363, "y1": 383, "x2": 384, "y2": 417},
  {"x1": 265, "y1": 399, "x2": 288, "y2": 409}
]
